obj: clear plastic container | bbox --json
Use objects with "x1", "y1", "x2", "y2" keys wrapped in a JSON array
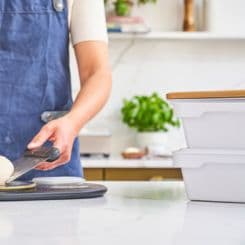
[
  {"x1": 173, "y1": 148, "x2": 245, "y2": 202},
  {"x1": 167, "y1": 90, "x2": 245, "y2": 149}
]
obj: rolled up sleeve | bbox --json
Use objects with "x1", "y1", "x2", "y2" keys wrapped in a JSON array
[{"x1": 70, "y1": 0, "x2": 108, "y2": 45}]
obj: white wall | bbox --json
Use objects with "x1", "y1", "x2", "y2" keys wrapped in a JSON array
[{"x1": 70, "y1": 0, "x2": 245, "y2": 155}]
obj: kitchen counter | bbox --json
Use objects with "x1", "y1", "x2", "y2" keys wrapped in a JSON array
[
  {"x1": 81, "y1": 156, "x2": 173, "y2": 168},
  {"x1": 0, "y1": 181, "x2": 244, "y2": 245}
]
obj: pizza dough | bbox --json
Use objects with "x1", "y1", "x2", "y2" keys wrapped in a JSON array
[{"x1": 0, "y1": 156, "x2": 14, "y2": 185}]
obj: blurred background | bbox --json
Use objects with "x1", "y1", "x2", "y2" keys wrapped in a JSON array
[{"x1": 70, "y1": 0, "x2": 245, "y2": 180}]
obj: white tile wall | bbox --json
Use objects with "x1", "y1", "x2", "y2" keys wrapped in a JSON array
[{"x1": 69, "y1": 0, "x2": 245, "y2": 155}]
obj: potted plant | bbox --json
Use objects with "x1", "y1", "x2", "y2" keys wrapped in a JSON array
[
  {"x1": 121, "y1": 93, "x2": 180, "y2": 153},
  {"x1": 113, "y1": 0, "x2": 133, "y2": 16},
  {"x1": 105, "y1": 0, "x2": 157, "y2": 17},
  {"x1": 138, "y1": 0, "x2": 157, "y2": 4}
]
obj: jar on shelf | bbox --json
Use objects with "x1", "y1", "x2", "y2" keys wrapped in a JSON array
[{"x1": 183, "y1": 0, "x2": 196, "y2": 32}]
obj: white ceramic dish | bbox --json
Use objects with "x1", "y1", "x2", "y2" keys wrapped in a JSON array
[
  {"x1": 173, "y1": 148, "x2": 245, "y2": 203},
  {"x1": 33, "y1": 177, "x2": 85, "y2": 186}
]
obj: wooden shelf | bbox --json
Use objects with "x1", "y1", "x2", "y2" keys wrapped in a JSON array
[{"x1": 109, "y1": 31, "x2": 245, "y2": 41}]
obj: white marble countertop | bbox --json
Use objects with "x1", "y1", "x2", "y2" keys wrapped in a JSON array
[
  {"x1": 81, "y1": 157, "x2": 174, "y2": 168},
  {"x1": 0, "y1": 181, "x2": 245, "y2": 245}
]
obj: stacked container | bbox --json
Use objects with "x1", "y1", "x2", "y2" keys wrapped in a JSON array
[{"x1": 167, "y1": 90, "x2": 245, "y2": 202}]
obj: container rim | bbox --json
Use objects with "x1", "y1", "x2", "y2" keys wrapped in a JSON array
[
  {"x1": 174, "y1": 148, "x2": 245, "y2": 155},
  {"x1": 173, "y1": 148, "x2": 245, "y2": 168}
]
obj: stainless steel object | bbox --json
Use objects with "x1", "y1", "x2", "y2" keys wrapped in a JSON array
[
  {"x1": 6, "y1": 147, "x2": 60, "y2": 183},
  {"x1": 41, "y1": 111, "x2": 68, "y2": 123},
  {"x1": 79, "y1": 129, "x2": 112, "y2": 158}
]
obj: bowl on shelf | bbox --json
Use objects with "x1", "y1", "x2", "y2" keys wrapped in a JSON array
[{"x1": 121, "y1": 147, "x2": 147, "y2": 159}]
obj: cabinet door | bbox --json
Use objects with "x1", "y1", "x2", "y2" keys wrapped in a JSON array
[{"x1": 84, "y1": 168, "x2": 104, "y2": 180}]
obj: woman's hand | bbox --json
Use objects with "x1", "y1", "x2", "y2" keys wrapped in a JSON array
[
  {"x1": 27, "y1": 115, "x2": 79, "y2": 171},
  {"x1": 28, "y1": 41, "x2": 111, "y2": 171}
]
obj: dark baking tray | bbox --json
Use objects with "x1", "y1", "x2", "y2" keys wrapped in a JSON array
[{"x1": 0, "y1": 183, "x2": 107, "y2": 201}]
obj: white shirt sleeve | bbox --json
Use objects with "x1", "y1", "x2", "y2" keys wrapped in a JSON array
[{"x1": 69, "y1": 0, "x2": 108, "y2": 45}]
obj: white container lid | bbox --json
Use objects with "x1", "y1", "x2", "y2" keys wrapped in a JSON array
[
  {"x1": 166, "y1": 90, "x2": 245, "y2": 118},
  {"x1": 173, "y1": 148, "x2": 245, "y2": 168},
  {"x1": 167, "y1": 90, "x2": 245, "y2": 100}
]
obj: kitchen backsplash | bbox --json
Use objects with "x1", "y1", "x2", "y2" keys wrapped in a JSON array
[{"x1": 70, "y1": 0, "x2": 245, "y2": 155}]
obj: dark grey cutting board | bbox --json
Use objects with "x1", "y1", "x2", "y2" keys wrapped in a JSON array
[{"x1": 0, "y1": 183, "x2": 107, "y2": 201}]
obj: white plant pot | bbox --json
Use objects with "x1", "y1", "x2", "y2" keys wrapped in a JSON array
[{"x1": 136, "y1": 132, "x2": 169, "y2": 155}]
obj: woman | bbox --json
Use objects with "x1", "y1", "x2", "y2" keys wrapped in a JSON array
[{"x1": 0, "y1": 0, "x2": 111, "y2": 180}]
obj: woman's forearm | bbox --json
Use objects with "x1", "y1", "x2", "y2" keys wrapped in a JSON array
[
  {"x1": 66, "y1": 41, "x2": 112, "y2": 133},
  {"x1": 67, "y1": 68, "x2": 112, "y2": 132}
]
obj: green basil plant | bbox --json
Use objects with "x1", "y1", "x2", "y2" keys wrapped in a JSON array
[{"x1": 121, "y1": 93, "x2": 180, "y2": 132}]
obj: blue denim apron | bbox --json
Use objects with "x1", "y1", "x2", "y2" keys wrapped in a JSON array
[{"x1": 0, "y1": 0, "x2": 83, "y2": 180}]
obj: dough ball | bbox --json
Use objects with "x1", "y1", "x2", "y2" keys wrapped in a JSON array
[{"x1": 0, "y1": 156, "x2": 14, "y2": 185}]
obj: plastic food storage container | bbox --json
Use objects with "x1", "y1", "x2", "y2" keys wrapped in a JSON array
[
  {"x1": 173, "y1": 148, "x2": 245, "y2": 202},
  {"x1": 167, "y1": 90, "x2": 245, "y2": 149}
]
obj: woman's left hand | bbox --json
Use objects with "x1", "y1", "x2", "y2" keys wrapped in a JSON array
[{"x1": 27, "y1": 116, "x2": 78, "y2": 171}]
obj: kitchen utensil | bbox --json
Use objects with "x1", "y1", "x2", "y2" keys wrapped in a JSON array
[{"x1": 6, "y1": 146, "x2": 60, "y2": 183}]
